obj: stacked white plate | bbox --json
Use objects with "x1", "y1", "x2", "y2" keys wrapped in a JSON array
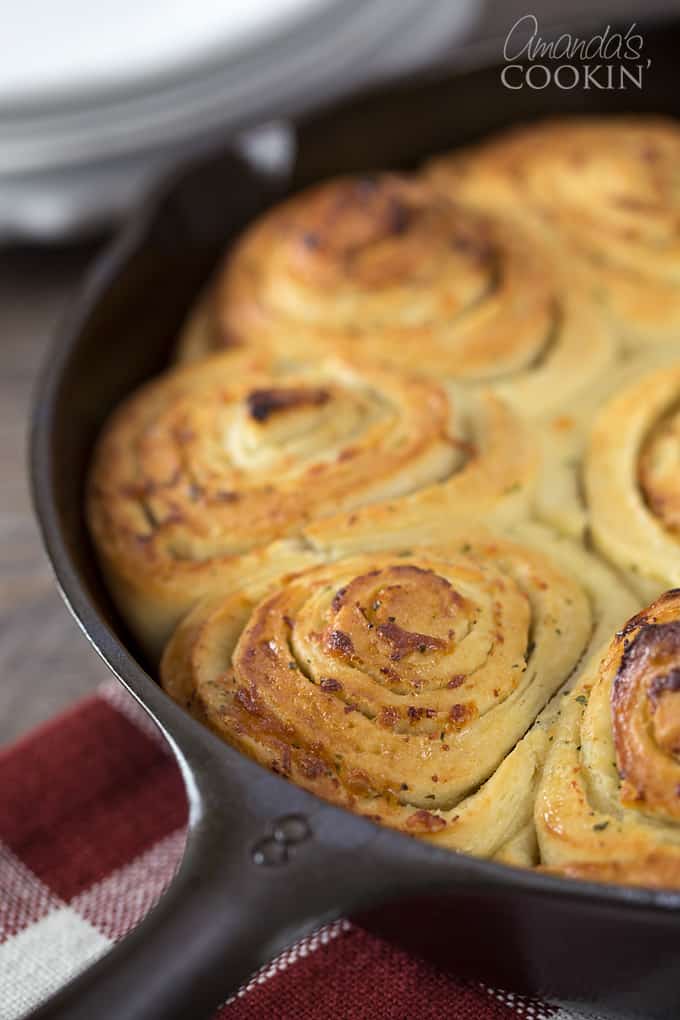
[{"x1": 0, "y1": 0, "x2": 480, "y2": 240}]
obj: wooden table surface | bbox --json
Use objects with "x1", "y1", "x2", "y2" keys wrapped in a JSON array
[{"x1": 0, "y1": 245, "x2": 112, "y2": 746}]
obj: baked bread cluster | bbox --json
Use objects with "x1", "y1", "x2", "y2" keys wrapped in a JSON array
[{"x1": 88, "y1": 115, "x2": 680, "y2": 888}]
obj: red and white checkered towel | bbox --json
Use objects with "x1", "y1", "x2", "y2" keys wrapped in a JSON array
[{"x1": 0, "y1": 682, "x2": 607, "y2": 1019}]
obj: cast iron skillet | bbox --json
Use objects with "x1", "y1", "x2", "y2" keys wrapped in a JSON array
[{"x1": 30, "y1": 18, "x2": 680, "y2": 1020}]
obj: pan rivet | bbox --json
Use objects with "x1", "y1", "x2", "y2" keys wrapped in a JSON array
[
  {"x1": 252, "y1": 837, "x2": 289, "y2": 866},
  {"x1": 272, "y1": 814, "x2": 311, "y2": 845}
]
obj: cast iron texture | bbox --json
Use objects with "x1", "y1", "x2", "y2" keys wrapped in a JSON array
[{"x1": 30, "y1": 19, "x2": 680, "y2": 1020}]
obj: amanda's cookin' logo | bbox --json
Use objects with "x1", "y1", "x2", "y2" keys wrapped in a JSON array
[{"x1": 502, "y1": 15, "x2": 651, "y2": 90}]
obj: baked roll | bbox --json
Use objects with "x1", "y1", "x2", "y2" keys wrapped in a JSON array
[
  {"x1": 531, "y1": 346, "x2": 680, "y2": 542},
  {"x1": 586, "y1": 359, "x2": 680, "y2": 599},
  {"x1": 87, "y1": 349, "x2": 535, "y2": 658},
  {"x1": 536, "y1": 590, "x2": 680, "y2": 888},
  {"x1": 161, "y1": 522, "x2": 636, "y2": 864},
  {"x1": 426, "y1": 116, "x2": 680, "y2": 348},
  {"x1": 175, "y1": 173, "x2": 615, "y2": 418}
]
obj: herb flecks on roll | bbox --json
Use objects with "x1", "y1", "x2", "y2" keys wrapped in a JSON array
[
  {"x1": 87, "y1": 349, "x2": 534, "y2": 657},
  {"x1": 161, "y1": 524, "x2": 637, "y2": 864},
  {"x1": 537, "y1": 590, "x2": 680, "y2": 888},
  {"x1": 427, "y1": 116, "x2": 680, "y2": 349},
  {"x1": 177, "y1": 173, "x2": 615, "y2": 420}
]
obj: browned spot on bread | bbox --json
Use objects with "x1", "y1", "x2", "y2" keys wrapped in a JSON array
[
  {"x1": 345, "y1": 769, "x2": 375, "y2": 797},
  {"x1": 614, "y1": 620, "x2": 680, "y2": 708},
  {"x1": 385, "y1": 196, "x2": 412, "y2": 235},
  {"x1": 326, "y1": 629, "x2": 356, "y2": 660},
  {"x1": 379, "y1": 706, "x2": 400, "y2": 728},
  {"x1": 299, "y1": 755, "x2": 329, "y2": 780},
  {"x1": 376, "y1": 621, "x2": 446, "y2": 662},
  {"x1": 449, "y1": 702, "x2": 477, "y2": 728},
  {"x1": 215, "y1": 329, "x2": 242, "y2": 350},
  {"x1": 449, "y1": 220, "x2": 494, "y2": 262},
  {"x1": 649, "y1": 667, "x2": 680, "y2": 705},
  {"x1": 246, "y1": 386, "x2": 330, "y2": 422},
  {"x1": 616, "y1": 607, "x2": 651, "y2": 640},
  {"x1": 235, "y1": 687, "x2": 261, "y2": 716},
  {"x1": 406, "y1": 809, "x2": 446, "y2": 832},
  {"x1": 319, "y1": 677, "x2": 343, "y2": 692},
  {"x1": 613, "y1": 615, "x2": 680, "y2": 815},
  {"x1": 407, "y1": 706, "x2": 436, "y2": 722}
]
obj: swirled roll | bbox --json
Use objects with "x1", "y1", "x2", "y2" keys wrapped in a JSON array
[
  {"x1": 536, "y1": 590, "x2": 680, "y2": 888},
  {"x1": 175, "y1": 173, "x2": 615, "y2": 417},
  {"x1": 426, "y1": 116, "x2": 680, "y2": 348},
  {"x1": 532, "y1": 346, "x2": 680, "y2": 542},
  {"x1": 87, "y1": 349, "x2": 535, "y2": 658},
  {"x1": 586, "y1": 358, "x2": 680, "y2": 599},
  {"x1": 161, "y1": 522, "x2": 637, "y2": 863}
]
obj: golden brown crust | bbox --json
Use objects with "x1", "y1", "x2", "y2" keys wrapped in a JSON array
[
  {"x1": 611, "y1": 595, "x2": 680, "y2": 821},
  {"x1": 426, "y1": 115, "x2": 680, "y2": 348},
  {"x1": 175, "y1": 172, "x2": 615, "y2": 418},
  {"x1": 161, "y1": 523, "x2": 637, "y2": 863},
  {"x1": 87, "y1": 347, "x2": 535, "y2": 657},
  {"x1": 427, "y1": 119, "x2": 680, "y2": 546},
  {"x1": 92, "y1": 116, "x2": 680, "y2": 889},
  {"x1": 541, "y1": 854, "x2": 680, "y2": 889},
  {"x1": 536, "y1": 590, "x2": 680, "y2": 889}
]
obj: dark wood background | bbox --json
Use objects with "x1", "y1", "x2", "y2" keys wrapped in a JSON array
[{"x1": 0, "y1": 247, "x2": 111, "y2": 745}]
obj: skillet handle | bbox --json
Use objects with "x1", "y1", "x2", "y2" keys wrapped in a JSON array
[{"x1": 27, "y1": 728, "x2": 426, "y2": 1020}]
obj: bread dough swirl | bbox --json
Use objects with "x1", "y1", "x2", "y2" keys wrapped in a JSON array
[
  {"x1": 536, "y1": 590, "x2": 680, "y2": 888},
  {"x1": 427, "y1": 116, "x2": 680, "y2": 348},
  {"x1": 528, "y1": 346, "x2": 680, "y2": 543},
  {"x1": 161, "y1": 523, "x2": 636, "y2": 864},
  {"x1": 87, "y1": 349, "x2": 535, "y2": 657},
  {"x1": 586, "y1": 359, "x2": 680, "y2": 599},
  {"x1": 176, "y1": 173, "x2": 614, "y2": 417}
]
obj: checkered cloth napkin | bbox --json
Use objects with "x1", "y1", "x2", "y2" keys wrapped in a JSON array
[{"x1": 0, "y1": 681, "x2": 608, "y2": 1020}]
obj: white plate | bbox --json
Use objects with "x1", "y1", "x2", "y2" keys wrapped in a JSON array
[
  {"x1": 1, "y1": 0, "x2": 332, "y2": 107},
  {"x1": 0, "y1": 0, "x2": 480, "y2": 239}
]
